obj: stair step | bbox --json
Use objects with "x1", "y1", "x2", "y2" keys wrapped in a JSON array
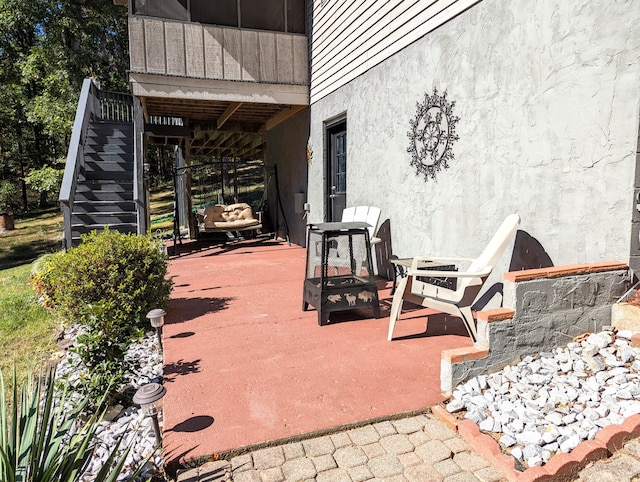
[
  {"x1": 87, "y1": 125, "x2": 133, "y2": 134},
  {"x1": 76, "y1": 179, "x2": 134, "y2": 191},
  {"x1": 72, "y1": 212, "x2": 137, "y2": 225},
  {"x1": 74, "y1": 190, "x2": 134, "y2": 202},
  {"x1": 83, "y1": 159, "x2": 134, "y2": 172},
  {"x1": 72, "y1": 223, "x2": 138, "y2": 231},
  {"x1": 73, "y1": 201, "x2": 136, "y2": 213},
  {"x1": 87, "y1": 122, "x2": 133, "y2": 137},
  {"x1": 86, "y1": 132, "x2": 134, "y2": 141},
  {"x1": 85, "y1": 135, "x2": 134, "y2": 146},
  {"x1": 82, "y1": 170, "x2": 133, "y2": 181},
  {"x1": 77, "y1": 183, "x2": 134, "y2": 194},
  {"x1": 84, "y1": 152, "x2": 134, "y2": 163},
  {"x1": 84, "y1": 143, "x2": 134, "y2": 154},
  {"x1": 91, "y1": 119, "x2": 133, "y2": 126}
]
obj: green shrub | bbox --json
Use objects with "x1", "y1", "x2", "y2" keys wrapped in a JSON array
[
  {"x1": 30, "y1": 230, "x2": 172, "y2": 410},
  {"x1": 31, "y1": 229, "x2": 173, "y2": 327},
  {"x1": 74, "y1": 301, "x2": 138, "y2": 366},
  {"x1": 68, "y1": 302, "x2": 140, "y2": 410}
]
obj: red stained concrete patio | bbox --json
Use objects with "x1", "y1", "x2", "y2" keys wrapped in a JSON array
[{"x1": 161, "y1": 238, "x2": 474, "y2": 465}]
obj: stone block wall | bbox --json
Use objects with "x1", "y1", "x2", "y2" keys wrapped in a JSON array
[{"x1": 441, "y1": 262, "x2": 631, "y2": 395}]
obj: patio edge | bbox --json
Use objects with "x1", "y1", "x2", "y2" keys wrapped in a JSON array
[{"x1": 166, "y1": 407, "x2": 434, "y2": 474}]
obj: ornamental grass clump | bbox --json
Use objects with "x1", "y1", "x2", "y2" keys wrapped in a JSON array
[{"x1": 0, "y1": 368, "x2": 147, "y2": 482}]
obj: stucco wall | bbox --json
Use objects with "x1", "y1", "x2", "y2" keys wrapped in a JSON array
[
  {"x1": 306, "y1": 0, "x2": 640, "y2": 297},
  {"x1": 266, "y1": 108, "x2": 310, "y2": 247}
]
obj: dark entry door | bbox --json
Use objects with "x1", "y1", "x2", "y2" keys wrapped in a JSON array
[{"x1": 326, "y1": 120, "x2": 347, "y2": 221}]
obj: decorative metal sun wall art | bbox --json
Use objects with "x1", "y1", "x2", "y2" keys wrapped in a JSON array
[{"x1": 407, "y1": 88, "x2": 460, "y2": 181}]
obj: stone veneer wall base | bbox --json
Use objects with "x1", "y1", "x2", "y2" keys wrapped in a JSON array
[{"x1": 441, "y1": 262, "x2": 630, "y2": 395}]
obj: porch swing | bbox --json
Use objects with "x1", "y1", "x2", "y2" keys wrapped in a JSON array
[
  {"x1": 171, "y1": 156, "x2": 290, "y2": 253},
  {"x1": 192, "y1": 159, "x2": 290, "y2": 244},
  {"x1": 193, "y1": 158, "x2": 263, "y2": 238}
]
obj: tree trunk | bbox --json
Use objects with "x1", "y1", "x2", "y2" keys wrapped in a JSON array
[{"x1": 0, "y1": 214, "x2": 15, "y2": 232}]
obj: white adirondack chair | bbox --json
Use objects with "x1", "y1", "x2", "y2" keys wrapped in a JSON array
[{"x1": 387, "y1": 214, "x2": 520, "y2": 342}]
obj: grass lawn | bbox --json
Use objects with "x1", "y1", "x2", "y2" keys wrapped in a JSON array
[
  {"x1": 0, "y1": 264, "x2": 60, "y2": 383},
  {"x1": 0, "y1": 207, "x2": 63, "y2": 271},
  {"x1": 149, "y1": 186, "x2": 175, "y2": 233},
  {"x1": 0, "y1": 189, "x2": 175, "y2": 386},
  {"x1": 0, "y1": 208, "x2": 63, "y2": 385}
]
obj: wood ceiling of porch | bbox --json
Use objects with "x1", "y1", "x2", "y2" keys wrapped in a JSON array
[{"x1": 142, "y1": 96, "x2": 305, "y2": 160}]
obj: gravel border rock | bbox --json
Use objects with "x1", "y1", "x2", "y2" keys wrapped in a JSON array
[
  {"x1": 54, "y1": 327, "x2": 165, "y2": 481},
  {"x1": 446, "y1": 330, "x2": 640, "y2": 469}
]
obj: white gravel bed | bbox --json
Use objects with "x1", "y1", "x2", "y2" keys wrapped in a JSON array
[
  {"x1": 54, "y1": 327, "x2": 164, "y2": 481},
  {"x1": 446, "y1": 329, "x2": 640, "y2": 469}
]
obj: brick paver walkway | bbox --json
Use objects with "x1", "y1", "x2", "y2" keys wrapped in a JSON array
[
  {"x1": 176, "y1": 412, "x2": 640, "y2": 481},
  {"x1": 176, "y1": 413, "x2": 506, "y2": 481}
]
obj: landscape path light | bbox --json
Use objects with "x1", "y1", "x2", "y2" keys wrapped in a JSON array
[
  {"x1": 133, "y1": 382, "x2": 166, "y2": 445},
  {"x1": 146, "y1": 308, "x2": 166, "y2": 350}
]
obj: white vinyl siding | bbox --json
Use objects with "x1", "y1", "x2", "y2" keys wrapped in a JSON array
[{"x1": 309, "y1": 0, "x2": 482, "y2": 103}]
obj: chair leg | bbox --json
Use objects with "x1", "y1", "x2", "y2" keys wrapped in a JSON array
[
  {"x1": 388, "y1": 276, "x2": 409, "y2": 341},
  {"x1": 458, "y1": 305, "x2": 478, "y2": 343}
]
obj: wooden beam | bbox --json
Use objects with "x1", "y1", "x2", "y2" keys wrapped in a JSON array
[
  {"x1": 130, "y1": 73, "x2": 310, "y2": 106},
  {"x1": 260, "y1": 105, "x2": 307, "y2": 133},
  {"x1": 144, "y1": 124, "x2": 191, "y2": 138},
  {"x1": 217, "y1": 133, "x2": 244, "y2": 158},
  {"x1": 194, "y1": 132, "x2": 264, "y2": 159},
  {"x1": 193, "y1": 131, "x2": 234, "y2": 156},
  {"x1": 217, "y1": 102, "x2": 243, "y2": 129},
  {"x1": 140, "y1": 97, "x2": 149, "y2": 123},
  {"x1": 223, "y1": 136, "x2": 265, "y2": 159},
  {"x1": 193, "y1": 121, "x2": 264, "y2": 133},
  {"x1": 235, "y1": 133, "x2": 264, "y2": 152}
]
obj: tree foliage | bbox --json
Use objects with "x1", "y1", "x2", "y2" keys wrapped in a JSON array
[
  {"x1": 24, "y1": 163, "x2": 64, "y2": 206},
  {"x1": 0, "y1": 0, "x2": 129, "y2": 212}
]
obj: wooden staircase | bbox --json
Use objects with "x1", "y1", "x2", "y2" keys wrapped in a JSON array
[
  {"x1": 70, "y1": 121, "x2": 136, "y2": 243},
  {"x1": 61, "y1": 79, "x2": 145, "y2": 249}
]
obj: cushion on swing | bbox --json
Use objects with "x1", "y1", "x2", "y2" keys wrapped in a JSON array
[{"x1": 203, "y1": 203, "x2": 261, "y2": 230}]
